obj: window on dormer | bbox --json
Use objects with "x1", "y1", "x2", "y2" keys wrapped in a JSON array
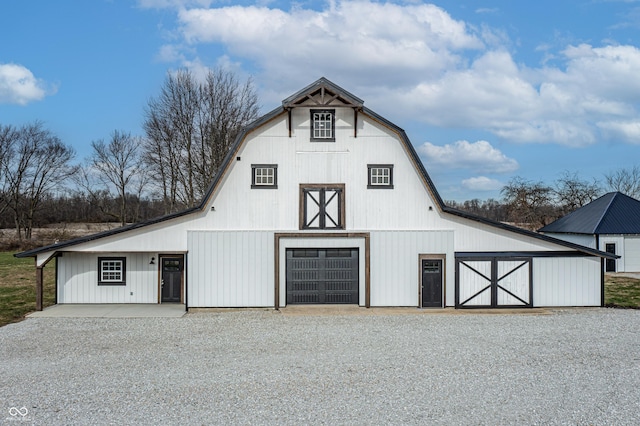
[{"x1": 310, "y1": 109, "x2": 335, "y2": 142}]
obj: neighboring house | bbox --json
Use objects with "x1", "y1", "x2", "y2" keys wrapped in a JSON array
[
  {"x1": 539, "y1": 192, "x2": 640, "y2": 273},
  {"x1": 17, "y1": 78, "x2": 615, "y2": 310}
]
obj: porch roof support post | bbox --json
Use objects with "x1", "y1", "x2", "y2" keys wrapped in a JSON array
[{"x1": 36, "y1": 265, "x2": 44, "y2": 311}]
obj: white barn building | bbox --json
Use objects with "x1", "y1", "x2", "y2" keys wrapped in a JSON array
[
  {"x1": 17, "y1": 78, "x2": 614, "y2": 310},
  {"x1": 540, "y1": 192, "x2": 640, "y2": 273}
]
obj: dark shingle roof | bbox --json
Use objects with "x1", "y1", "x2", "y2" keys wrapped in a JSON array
[{"x1": 539, "y1": 192, "x2": 640, "y2": 235}]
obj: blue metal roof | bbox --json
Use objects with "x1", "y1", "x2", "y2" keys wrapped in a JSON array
[{"x1": 539, "y1": 192, "x2": 640, "y2": 235}]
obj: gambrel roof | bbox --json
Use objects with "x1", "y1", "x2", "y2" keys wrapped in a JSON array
[
  {"x1": 539, "y1": 192, "x2": 640, "y2": 235},
  {"x1": 15, "y1": 78, "x2": 615, "y2": 260}
]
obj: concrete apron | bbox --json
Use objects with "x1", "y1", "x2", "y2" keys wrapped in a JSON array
[
  {"x1": 188, "y1": 305, "x2": 558, "y2": 316},
  {"x1": 276, "y1": 305, "x2": 555, "y2": 316},
  {"x1": 27, "y1": 304, "x2": 186, "y2": 318}
]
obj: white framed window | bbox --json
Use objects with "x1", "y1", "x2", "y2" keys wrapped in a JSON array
[
  {"x1": 98, "y1": 257, "x2": 126, "y2": 285},
  {"x1": 368, "y1": 165, "x2": 394, "y2": 188},
  {"x1": 311, "y1": 109, "x2": 335, "y2": 141},
  {"x1": 251, "y1": 164, "x2": 278, "y2": 188}
]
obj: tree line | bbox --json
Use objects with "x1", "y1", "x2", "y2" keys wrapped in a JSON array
[
  {"x1": 448, "y1": 168, "x2": 640, "y2": 230},
  {"x1": 0, "y1": 68, "x2": 259, "y2": 243}
]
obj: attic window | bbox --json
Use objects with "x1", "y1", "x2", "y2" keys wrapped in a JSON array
[
  {"x1": 98, "y1": 257, "x2": 126, "y2": 285},
  {"x1": 368, "y1": 165, "x2": 394, "y2": 189},
  {"x1": 311, "y1": 109, "x2": 335, "y2": 142}
]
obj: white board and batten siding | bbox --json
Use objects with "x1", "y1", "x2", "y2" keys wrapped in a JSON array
[
  {"x1": 624, "y1": 236, "x2": 640, "y2": 272},
  {"x1": 533, "y1": 256, "x2": 601, "y2": 306},
  {"x1": 369, "y1": 230, "x2": 454, "y2": 307},
  {"x1": 542, "y1": 233, "x2": 597, "y2": 250},
  {"x1": 57, "y1": 252, "x2": 158, "y2": 303},
  {"x1": 187, "y1": 230, "x2": 455, "y2": 308},
  {"x1": 188, "y1": 231, "x2": 274, "y2": 307}
]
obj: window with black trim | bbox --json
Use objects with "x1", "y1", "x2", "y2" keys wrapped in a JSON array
[
  {"x1": 98, "y1": 257, "x2": 126, "y2": 285},
  {"x1": 300, "y1": 184, "x2": 345, "y2": 229},
  {"x1": 368, "y1": 165, "x2": 394, "y2": 188},
  {"x1": 251, "y1": 164, "x2": 278, "y2": 188},
  {"x1": 310, "y1": 109, "x2": 335, "y2": 141}
]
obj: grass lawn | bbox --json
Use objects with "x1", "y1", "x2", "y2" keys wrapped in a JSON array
[
  {"x1": 0, "y1": 252, "x2": 55, "y2": 327},
  {"x1": 604, "y1": 274, "x2": 640, "y2": 308}
]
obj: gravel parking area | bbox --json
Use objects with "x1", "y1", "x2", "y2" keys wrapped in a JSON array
[{"x1": 1, "y1": 308, "x2": 639, "y2": 425}]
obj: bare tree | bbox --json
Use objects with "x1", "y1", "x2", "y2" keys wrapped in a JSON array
[
  {"x1": 1, "y1": 121, "x2": 77, "y2": 240},
  {"x1": 501, "y1": 177, "x2": 555, "y2": 229},
  {"x1": 78, "y1": 130, "x2": 148, "y2": 226},
  {"x1": 143, "y1": 68, "x2": 259, "y2": 211},
  {"x1": 0, "y1": 124, "x2": 19, "y2": 217},
  {"x1": 604, "y1": 166, "x2": 640, "y2": 199},
  {"x1": 554, "y1": 171, "x2": 602, "y2": 215}
]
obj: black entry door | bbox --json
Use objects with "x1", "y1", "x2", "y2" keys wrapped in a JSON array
[
  {"x1": 161, "y1": 257, "x2": 183, "y2": 303},
  {"x1": 422, "y1": 259, "x2": 443, "y2": 307},
  {"x1": 605, "y1": 244, "x2": 616, "y2": 272}
]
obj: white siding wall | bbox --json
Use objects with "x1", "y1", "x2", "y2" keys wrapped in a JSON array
[
  {"x1": 624, "y1": 236, "x2": 640, "y2": 272},
  {"x1": 57, "y1": 252, "x2": 158, "y2": 303},
  {"x1": 543, "y1": 233, "x2": 596, "y2": 249},
  {"x1": 369, "y1": 231, "x2": 455, "y2": 307},
  {"x1": 200, "y1": 109, "x2": 443, "y2": 231},
  {"x1": 533, "y1": 257, "x2": 601, "y2": 306},
  {"x1": 188, "y1": 231, "x2": 274, "y2": 307}
]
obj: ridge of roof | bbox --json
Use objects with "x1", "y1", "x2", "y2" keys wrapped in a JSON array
[{"x1": 593, "y1": 192, "x2": 619, "y2": 234}]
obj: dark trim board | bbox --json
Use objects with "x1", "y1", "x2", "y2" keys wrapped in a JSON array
[
  {"x1": 455, "y1": 251, "x2": 602, "y2": 258},
  {"x1": 274, "y1": 232, "x2": 371, "y2": 309}
]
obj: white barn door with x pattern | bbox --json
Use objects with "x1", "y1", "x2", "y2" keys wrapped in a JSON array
[{"x1": 456, "y1": 256, "x2": 532, "y2": 308}]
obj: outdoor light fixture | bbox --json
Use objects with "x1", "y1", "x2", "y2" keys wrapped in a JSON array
[{"x1": 150, "y1": 257, "x2": 155, "y2": 265}]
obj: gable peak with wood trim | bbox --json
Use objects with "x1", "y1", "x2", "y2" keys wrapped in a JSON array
[{"x1": 282, "y1": 77, "x2": 364, "y2": 108}]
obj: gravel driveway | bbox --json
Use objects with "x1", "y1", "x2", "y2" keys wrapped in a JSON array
[{"x1": 1, "y1": 308, "x2": 639, "y2": 425}]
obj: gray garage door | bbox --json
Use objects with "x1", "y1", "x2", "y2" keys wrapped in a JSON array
[{"x1": 286, "y1": 248, "x2": 359, "y2": 304}]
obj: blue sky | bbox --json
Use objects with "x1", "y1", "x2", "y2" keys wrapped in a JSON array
[{"x1": 1, "y1": 0, "x2": 639, "y2": 202}]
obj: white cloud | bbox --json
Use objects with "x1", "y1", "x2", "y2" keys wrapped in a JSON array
[
  {"x1": 598, "y1": 120, "x2": 640, "y2": 143},
  {"x1": 461, "y1": 176, "x2": 504, "y2": 191},
  {"x1": 418, "y1": 140, "x2": 519, "y2": 173},
  {"x1": 0, "y1": 63, "x2": 51, "y2": 105},
  {"x1": 152, "y1": 1, "x2": 640, "y2": 147},
  {"x1": 175, "y1": 1, "x2": 483, "y2": 89}
]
